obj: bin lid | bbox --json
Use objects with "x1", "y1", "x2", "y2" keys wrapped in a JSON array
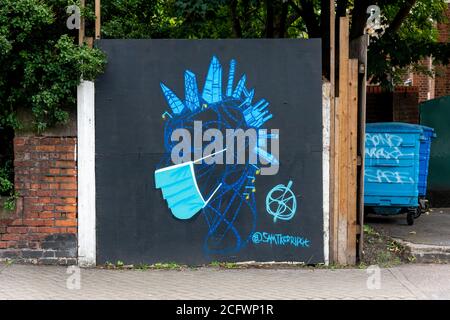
[
  {"x1": 418, "y1": 125, "x2": 437, "y2": 138},
  {"x1": 366, "y1": 122, "x2": 424, "y2": 134}
]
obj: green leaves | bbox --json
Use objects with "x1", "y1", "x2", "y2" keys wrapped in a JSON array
[
  {"x1": 0, "y1": 0, "x2": 106, "y2": 132},
  {"x1": 101, "y1": 0, "x2": 179, "y2": 39},
  {"x1": 0, "y1": 0, "x2": 106, "y2": 201},
  {"x1": 367, "y1": 0, "x2": 450, "y2": 87}
]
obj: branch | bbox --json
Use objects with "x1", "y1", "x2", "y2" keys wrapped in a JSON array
[
  {"x1": 336, "y1": 0, "x2": 348, "y2": 18},
  {"x1": 277, "y1": 1, "x2": 289, "y2": 38},
  {"x1": 288, "y1": 0, "x2": 320, "y2": 38},
  {"x1": 265, "y1": 0, "x2": 274, "y2": 38},
  {"x1": 349, "y1": 0, "x2": 371, "y2": 40},
  {"x1": 286, "y1": 12, "x2": 301, "y2": 27},
  {"x1": 241, "y1": 0, "x2": 251, "y2": 35},
  {"x1": 387, "y1": 0, "x2": 417, "y2": 33},
  {"x1": 229, "y1": 0, "x2": 242, "y2": 38}
]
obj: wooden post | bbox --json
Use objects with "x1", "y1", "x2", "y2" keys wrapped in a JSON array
[
  {"x1": 78, "y1": 0, "x2": 85, "y2": 46},
  {"x1": 337, "y1": 16, "x2": 349, "y2": 264},
  {"x1": 350, "y1": 34, "x2": 368, "y2": 260},
  {"x1": 95, "y1": 0, "x2": 101, "y2": 39},
  {"x1": 347, "y1": 59, "x2": 359, "y2": 264}
]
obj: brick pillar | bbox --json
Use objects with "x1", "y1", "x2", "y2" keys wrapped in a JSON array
[
  {"x1": 393, "y1": 86, "x2": 420, "y2": 124},
  {"x1": 0, "y1": 136, "x2": 77, "y2": 264},
  {"x1": 366, "y1": 86, "x2": 394, "y2": 123},
  {"x1": 366, "y1": 85, "x2": 419, "y2": 124},
  {"x1": 412, "y1": 57, "x2": 435, "y2": 103}
]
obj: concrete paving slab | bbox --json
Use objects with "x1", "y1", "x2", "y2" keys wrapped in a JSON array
[
  {"x1": 0, "y1": 264, "x2": 449, "y2": 299},
  {"x1": 367, "y1": 208, "x2": 450, "y2": 246}
]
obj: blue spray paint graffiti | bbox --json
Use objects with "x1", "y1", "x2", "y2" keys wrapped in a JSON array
[
  {"x1": 155, "y1": 55, "x2": 278, "y2": 255},
  {"x1": 252, "y1": 231, "x2": 310, "y2": 248},
  {"x1": 265, "y1": 180, "x2": 297, "y2": 222}
]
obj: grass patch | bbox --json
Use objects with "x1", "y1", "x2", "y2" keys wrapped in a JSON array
[
  {"x1": 152, "y1": 262, "x2": 183, "y2": 270},
  {"x1": 101, "y1": 261, "x2": 187, "y2": 270},
  {"x1": 209, "y1": 261, "x2": 241, "y2": 269}
]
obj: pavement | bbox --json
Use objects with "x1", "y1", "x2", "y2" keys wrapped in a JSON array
[
  {"x1": 0, "y1": 263, "x2": 449, "y2": 300},
  {"x1": 367, "y1": 208, "x2": 450, "y2": 262}
]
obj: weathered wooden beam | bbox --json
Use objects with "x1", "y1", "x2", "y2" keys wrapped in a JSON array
[
  {"x1": 347, "y1": 58, "x2": 359, "y2": 264},
  {"x1": 350, "y1": 34, "x2": 369, "y2": 261},
  {"x1": 78, "y1": 0, "x2": 85, "y2": 46},
  {"x1": 95, "y1": 0, "x2": 101, "y2": 39},
  {"x1": 337, "y1": 16, "x2": 349, "y2": 264}
]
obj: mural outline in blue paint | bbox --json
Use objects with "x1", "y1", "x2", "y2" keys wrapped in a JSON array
[
  {"x1": 265, "y1": 180, "x2": 297, "y2": 222},
  {"x1": 155, "y1": 55, "x2": 278, "y2": 255}
]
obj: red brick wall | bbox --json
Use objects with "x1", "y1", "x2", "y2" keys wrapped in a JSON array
[
  {"x1": 366, "y1": 86, "x2": 419, "y2": 124},
  {"x1": 412, "y1": 58, "x2": 434, "y2": 103},
  {"x1": 366, "y1": 86, "x2": 394, "y2": 123},
  {"x1": 412, "y1": 4, "x2": 450, "y2": 101},
  {"x1": 0, "y1": 136, "x2": 77, "y2": 264},
  {"x1": 435, "y1": 3, "x2": 450, "y2": 98},
  {"x1": 393, "y1": 86, "x2": 420, "y2": 124}
]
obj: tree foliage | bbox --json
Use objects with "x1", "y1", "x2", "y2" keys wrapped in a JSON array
[
  {"x1": 0, "y1": 0, "x2": 106, "y2": 203},
  {"x1": 367, "y1": 0, "x2": 450, "y2": 86},
  {"x1": 0, "y1": 0, "x2": 106, "y2": 132},
  {"x1": 101, "y1": 0, "x2": 449, "y2": 86}
]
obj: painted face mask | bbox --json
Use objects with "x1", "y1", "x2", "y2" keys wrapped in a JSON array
[{"x1": 155, "y1": 151, "x2": 224, "y2": 220}]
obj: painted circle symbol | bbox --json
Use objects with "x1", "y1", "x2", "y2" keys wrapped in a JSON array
[{"x1": 265, "y1": 181, "x2": 297, "y2": 222}]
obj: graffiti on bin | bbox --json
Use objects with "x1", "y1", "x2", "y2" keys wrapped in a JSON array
[
  {"x1": 365, "y1": 169, "x2": 414, "y2": 184},
  {"x1": 365, "y1": 133, "x2": 413, "y2": 163}
]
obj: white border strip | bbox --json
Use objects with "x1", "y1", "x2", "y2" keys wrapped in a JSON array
[
  {"x1": 77, "y1": 80, "x2": 96, "y2": 267},
  {"x1": 322, "y1": 83, "x2": 331, "y2": 265}
]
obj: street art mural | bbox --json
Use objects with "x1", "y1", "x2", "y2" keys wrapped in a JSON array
[
  {"x1": 155, "y1": 56, "x2": 275, "y2": 255},
  {"x1": 95, "y1": 40, "x2": 323, "y2": 264}
]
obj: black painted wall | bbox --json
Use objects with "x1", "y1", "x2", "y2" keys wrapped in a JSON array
[{"x1": 95, "y1": 39, "x2": 324, "y2": 265}]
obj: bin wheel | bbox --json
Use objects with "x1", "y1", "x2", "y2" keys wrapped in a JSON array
[
  {"x1": 419, "y1": 199, "x2": 429, "y2": 216},
  {"x1": 407, "y1": 209, "x2": 416, "y2": 226}
]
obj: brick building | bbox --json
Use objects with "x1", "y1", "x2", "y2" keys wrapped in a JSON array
[
  {"x1": 411, "y1": 2, "x2": 450, "y2": 102},
  {"x1": 367, "y1": 3, "x2": 449, "y2": 123}
]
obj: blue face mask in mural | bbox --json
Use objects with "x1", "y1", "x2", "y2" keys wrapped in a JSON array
[
  {"x1": 155, "y1": 151, "x2": 225, "y2": 220},
  {"x1": 155, "y1": 56, "x2": 277, "y2": 255}
]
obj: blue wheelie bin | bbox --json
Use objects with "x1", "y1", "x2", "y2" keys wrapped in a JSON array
[
  {"x1": 364, "y1": 123, "x2": 429, "y2": 225},
  {"x1": 417, "y1": 125, "x2": 436, "y2": 212}
]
